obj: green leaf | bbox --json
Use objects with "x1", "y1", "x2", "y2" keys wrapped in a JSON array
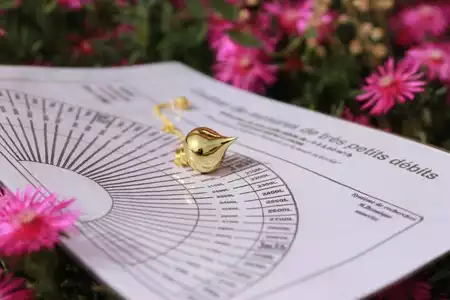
[
  {"x1": 157, "y1": 33, "x2": 178, "y2": 60},
  {"x1": 135, "y1": 4, "x2": 149, "y2": 48},
  {"x1": 161, "y1": 1, "x2": 174, "y2": 33},
  {"x1": 0, "y1": 0, "x2": 15, "y2": 9},
  {"x1": 190, "y1": 22, "x2": 208, "y2": 45},
  {"x1": 348, "y1": 89, "x2": 363, "y2": 99},
  {"x1": 401, "y1": 118, "x2": 419, "y2": 139},
  {"x1": 43, "y1": 0, "x2": 58, "y2": 13},
  {"x1": 304, "y1": 27, "x2": 318, "y2": 39},
  {"x1": 227, "y1": 30, "x2": 262, "y2": 48},
  {"x1": 211, "y1": 0, "x2": 239, "y2": 21},
  {"x1": 30, "y1": 40, "x2": 43, "y2": 54},
  {"x1": 129, "y1": 50, "x2": 142, "y2": 64},
  {"x1": 186, "y1": 0, "x2": 207, "y2": 19},
  {"x1": 435, "y1": 86, "x2": 448, "y2": 97},
  {"x1": 181, "y1": 25, "x2": 207, "y2": 48}
]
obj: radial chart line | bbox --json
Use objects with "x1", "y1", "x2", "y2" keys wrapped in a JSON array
[
  {"x1": 98, "y1": 216, "x2": 211, "y2": 244},
  {"x1": 18, "y1": 118, "x2": 37, "y2": 162},
  {"x1": 79, "y1": 135, "x2": 161, "y2": 176},
  {"x1": 29, "y1": 120, "x2": 42, "y2": 163},
  {"x1": 0, "y1": 88, "x2": 298, "y2": 300},
  {"x1": 57, "y1": 129, "x2": 73, "y2": 167},
  {"x1": 7, "y1": 118, "x2": 31, "y2": 161},
  {"x1": 102, "y1": 213, "x2": 212, "y2": 236},
  {"x1": 17, "y1": 118, "x2": 36, "y2": 161},
  {"x1": 66, "y1": 135, "x2": 98, "y2": 169},
  {"x1": 99, "y1": 177, "x2": 182, "y2": 189},
  {"x1": 50, "y1": 103, "x2": 64, "y2": 165},
  {"x1": 87, "y1": 153, "x2": 163, "y2": 181},
  {"x1": 94, "y1": 217, "x2": 240, "y2": 262},
  {"x1": 5, "y1": 90, "x2": 16, "y2": 108},
  {"x1": 84, "y1": 137, "x2": 175, "y2": 180},
  {"x1": 94, "y1": 166, "x2": 166, "y2": 184},
  {"x1": 87, "y1": 222, "x2": 154, "y2": 261},
  {"x1": 89, "y1": 221, "x2": 179, "y2": 261},
  {"x1": 0, "y1": 123, "x2": 25, "y2": 161},
  {"x1": 71, "y1": 139, "x2": 111, "y2": 172},
  {"x1": 61, "y1": 133, "x2": 84, "y2": 168},
  {"x1": 77, "y1": 127, "x2": 152, "y2": 176}
]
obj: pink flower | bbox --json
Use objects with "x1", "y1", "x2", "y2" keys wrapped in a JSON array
[
  {"x1": 208, "y1": 5, "x2": 280, "y2": 94},
  {"x1": 207, "y1": 0, "x2": 240, "y2": 43},
  {"x1": 213, "y1": 46, "x2": 278, "y2": 94},
  {"x1": 0, "y1": 186, "x2": 79, "y2": 256},
  {"x1": 208, "y1": 9, "x2": 279, "y2": 54},
  {"x1": 342, "y1": 108, "x2": 392, "y2": 131},
  {"x1": 342, "y1": 108, "x2": 372, "y2": 127},
  {"x1": 113, "y1": 24, "x2": 134, "y2": 37},
  {"x1": 214, "y1": 35, "x2": 240, "y2": 61},
  {"x1": 264, "y1": 0, "x2": 313, "y2": 34},
  {"x1": 58, "y1": 0, "x2": 93, "y2": 9},
  {"x1": 115, "y1": 0, "x2": 129, "y2": 7},
  {"x1": 356, "y1": 58, "x2": 426, "y2": 115},
  {"x1": 390, "y1": 3, "x2": 448, "y2": 45},
  {"x1": 0, "y1": 271, "x2": 33, "y2": 300},
  {"x1": 375, "y1": 278, "x2": 431, "y2": 300},
  {"x1": 405, "y1": 42, "x2": 450, "y2": 81},
  {"x1": 297, "y1": 11, "x2": 337, "y2": 43}
]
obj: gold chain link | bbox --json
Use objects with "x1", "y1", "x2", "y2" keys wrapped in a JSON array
[{"x1": 153, "y1": 96, "x2": 191, "y2": 141}]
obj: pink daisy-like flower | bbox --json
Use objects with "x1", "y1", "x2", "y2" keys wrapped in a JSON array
[
  {"x1": 214, "y1": 35, "x2": 240, "y2": 62},
  {"x1": 405, "y1": 42, "x2": 450, "y2": 81},
  {"x1": 342, "y1": 108, "x2": 392, "y2": 131},
  {"x1": 0, "y1": 271, "x2": 33, "y2": 300},
  {"x1": 356, "y1": 58, "x2": 426, "y2": 115},
  {"x1": 442, "y1": 2, "x2": 450, "y2": 19},
  {"x1": 0, "y1": 186, "x2": 79, "y2": 256},
  {"x1": 207, "y1": 0, "x2": 240, "y2": 43},
  {"x1": 375, "y1": 278, "x2": 431, "y2": 300},
  {"x1": 208, "y1": 8, "x2": 279, "y2": 55},
  {"x1": 390, "y1": 3, "x2": 448, "y2": 45},
  {"x1": 264, "y1": 0, "x2": 313, "y2": 34},
  {"x1": 213, "y1": 46, "x2": 278, "y2": 94},
  {"x1": 342, "y1": 108, "x2": 372, "y2": 127},
  {"x1": 297, "y1": 11, "x2": 337, "y2": 43},
  {"x1": 58, "y1": 0, "x2": 93, "y2": 9}
]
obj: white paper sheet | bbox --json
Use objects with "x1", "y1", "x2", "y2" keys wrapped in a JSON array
[{"x1": 0, "y1": 62, "x2": 449, "y2": 300}]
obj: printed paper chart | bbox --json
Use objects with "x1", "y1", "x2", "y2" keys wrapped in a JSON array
[{"x1": 0, "y1": 89, "x2": 298, "y2": 300}]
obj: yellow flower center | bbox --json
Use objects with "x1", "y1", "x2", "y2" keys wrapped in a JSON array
[
  {"x1": 239, "y1": 9, "x2": 250, "y2": 22},
  {"x1": 379, "y1": 75, "x2": 394, "y2": 87},
  {"x1": 17, "y1": 209, "x2": 36, "y2": 224},
  {"x1": 285, "y1": 9, "x2": 297, "y2": 21},
  {"x1": 239, "y1": 57, "x2": 251, "y2": 68},
  {"x1": 430, "y1": 49, "x2": 443, "y2": 61},
  {"x1": 419, "y1": 5, "x2": 433, "y2": 17}
]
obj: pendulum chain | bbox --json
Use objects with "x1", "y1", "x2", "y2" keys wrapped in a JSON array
[{"x1": 153, "y1": 96, "x2": 191, "y2": 141}]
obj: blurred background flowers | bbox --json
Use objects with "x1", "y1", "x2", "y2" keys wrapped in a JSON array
[{"x1": 1, "y1": 0, "x2": 450, "y2": 299}]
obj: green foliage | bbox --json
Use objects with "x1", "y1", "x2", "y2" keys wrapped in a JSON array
[
  {"x1": 186, "y1": 0, "x2": 207, "y2": 19},
  {"x1": 1, "y1": 1, "x2": 450, "y2": 299},
  {"x1": 210, "y1": 0, "x2": 239, "y2": 21},
  {"x1": 227, "y1": 30, "x2": 263, "y2": 48}
]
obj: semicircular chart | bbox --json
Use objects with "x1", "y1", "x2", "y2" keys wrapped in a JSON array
[{"x1": 0, "y1": 89, "x2": 299, "y2": 300}]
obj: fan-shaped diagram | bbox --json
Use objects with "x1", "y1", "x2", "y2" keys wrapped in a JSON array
[{"x1": 0, "y1": 89, "x2": 299, "y2": 300}]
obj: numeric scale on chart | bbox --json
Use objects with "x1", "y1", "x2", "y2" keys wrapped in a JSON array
[{"x1": 0, "y1": 89, "x2": 299, "y2": 300}]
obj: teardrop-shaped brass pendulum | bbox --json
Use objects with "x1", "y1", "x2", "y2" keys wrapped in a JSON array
[{"x1": 153, "y1": 97, "x2": 237, "y2": 174}]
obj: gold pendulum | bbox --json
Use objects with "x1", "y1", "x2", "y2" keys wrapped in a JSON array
[{"x1": 153, "y1": 96, "x2": 237, "y2": 174}]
